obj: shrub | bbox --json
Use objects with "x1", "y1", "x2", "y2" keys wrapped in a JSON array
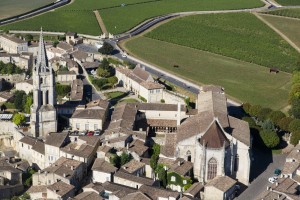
[
  {"x1": 249, "y1": 105, "x2": 262, "y2": 117},
  {"x1": 242, "y1": 102, "x2": 252, "y2": 114},
  {"x1": 290, "y1": 130, "x2": 300, "y2": 146},
  {"x1": 13, "y1": 113, "x2": 26, "y2": 126},
  {"x1": 257, "y1": 107, "x2": 272, "y2": 121},
  {"x1": 268, "y1": 110, "x2": 286, "y2": 126},
  {"x1": 289, "y1": 83, "x2": 300, "y2": 103},
  {"x1": 289, "y1": 97, "x2": 300, "y2": 119},
  {"x1": 260, "y1": 129, "x2": 280, "y2": 148},
  {"x1": 14, "y1": 90, "x2": 27, "y2": 111},
  {"x1": 97, "y1": 68, "x2": 111, "y2": 78},
  {"x1": 261, "y1": 119, "x2": 275, "y2": 131},
  {"x1": 242, "y1": 117, "x2": 256, "y2": 128},
  {"x1": 289, "y1": 119, "x2": 300, "y2": 133},
  {"x1": 120, "y1": 152, "x2": 132, "y2": 166},
  {"x1": 56, "y1": 83, "x2": 71, "y2": 97},
  {"x1": 138, "y1": 95, "x2": 147, "y2": 102},
  {"x1": 98, "y1": 42, "x2": 114, "y2": 55},
  {"x1": 107, "y1": 76, "x2": 118, "y2": 85},
  {"x1": 161, "y1": 99, "x2": 165, "y2": 103},
  {"x1": 278, "y1": 117, "x2": 293, "y2": 131},
  {"x1": 156, "y1": 164, "x2": 167, "y2": 188}
]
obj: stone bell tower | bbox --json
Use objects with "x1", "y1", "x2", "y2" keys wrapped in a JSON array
[{"x1": 30, "y1": 28, "x2": 57, "y2": 138}]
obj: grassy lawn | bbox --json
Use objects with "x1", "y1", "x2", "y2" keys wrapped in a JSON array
[
  {"x1": 263, "y1": 8, "x2": 300, "y2": 19},
  {"x1": 100, "y1": 0, "x2": 264, "y2": 34},
  {"x1": 259, "y1": 14, "x2": 300, "y2": 49},
  {"x1": 118, "y1": 98, "x2": 139, "y2": 104},
  {"x1": 275, "y1": 0, "x2": 300, "y2": 6},
  {"x1": 0, "y1": 0, "x2": 263, "y2": 35},
  {"x1": 123, "y1": 36, "x2": 292, "y2": 110},
  {"x1": 0, "y1": 0, "x2": 55, "y2": 20},
  {"x1": 145, "y1": 13, "x2": 299, "y2": 73},
  {"x1": 105, "y1": 91, "x2": 127, "y2": 99}
]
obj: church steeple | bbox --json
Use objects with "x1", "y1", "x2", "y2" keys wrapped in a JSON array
[{"x1": 36, "y1": 27, "x2": 48, "y2": 73}]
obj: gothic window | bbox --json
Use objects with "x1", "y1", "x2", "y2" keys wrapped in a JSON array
[
  {"x1": 186, "y1": 150, "x2": 191, "y2": 162},
  {"x1": 234, "y1": 155, "x2": 239, "y2": 172},
  {"x1": 40, "y1": 77, "x2": 43, "y2": 84},
  {"x1": 207, "y1": 158, "x2": 218, "y2": 180},
  {"x1": 46, "y1": 90, "x2": 49, "y2": 105}
]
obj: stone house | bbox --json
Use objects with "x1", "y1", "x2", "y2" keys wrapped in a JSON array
[
  {"x1": 0, "y1": 91, "x2": 14, "y2": 103},
  {"x1": 114, "y1": 171, "x2": 156, "y2": 189},
  {"x1": 138, "y1": 185, "x2": 180, "y2": 200},
  {"x1": 0, "y1": 35, "x2": 28, "y2": 54},
  {"x1": 32, "y1": 156, "x2": 86, "y2": 189},
  {"x1": 56, "y1": 71, "x2": 77, "y2": 83},
  {"x1": 72, "y1": 50, "x2": 93, "y2": 64},
  {"x1": 49, "y1": 57, "x2": 79, "y2": 74},
  {"x1": 70, "y1": 99, "x2": 109, "y2": 131},
  {"x1": 66, "y1": 32, "x2": 83, "y2": 45},
  {"x1": 15, "y1": 79, "x2": 33, "y2": 94},
  {"x1": 0, "y1": 52, "x2": 32, "y2": 70},
  {"x1": 92, "y1": 158, "x2": 117, "y2": 183},
  {"x1": 121, "y1": 159, "x2": 145, "y2": 176},
  {"x1": 70, "y1": 79, "x2": 84, "y2": 102},
  {"x1": 57, "y1": 42, "x2": 73, "y2": 52},
  {"x1": 125, "y1": 139, "x2": 149, "y2": 161},
  {"x1": 28, "y1": 41, "x2": 53, "y2": 57},
  {"x1": 18, "y1": 136, "x2": 37, "y2": 164},
  {"x1": 204, "y1": 176, "x2": 237, "y2": 200},
  {"x1": 31, "y1": 140, "x2": 46, "y2": 170},
  {"x1": 46, "y1": 181, "x2": 75, "y2": 200},
  {"x1": 46, "y1": 46, "x2": 66, "y2": 60},
  {"x1": 183, "y1": 182, "x2": 204, "y2": 199}
]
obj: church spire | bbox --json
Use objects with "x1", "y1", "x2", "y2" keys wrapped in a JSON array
[{"x1": 36, "y1": 27, "x2": 48, "y2": 72}]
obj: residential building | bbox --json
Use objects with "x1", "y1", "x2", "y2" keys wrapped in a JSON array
[
  {"x1": 66, "y1": 32, "x2": 83, "y2": 45},
  {"x1": 0, "y1": 34, "x2": 28, "y2": 54},
  {"x1": 114, "y1": 171, "x2": 156, "y2": 189},
  {"x1": 70, "y1": 79, "x2": 84, "y2": 102},
  {"x1": 70, "y1": 99, "x2": 109, "y2": 131},
  {"x1": 204, "y1": 176, "x2": 237, "y2": 200},
  {"x1": 15, "y1": 79, "x2": 33, "y2": 94},
  {"x1": 0, "y1": 91, "x2": 13, "y2": 103},
  {"x1": 92, "y1": 158, "x2": 117, "y2": 183},
  {"x1": 56, "y1": 71, "x2": 77, "y2": 83}
]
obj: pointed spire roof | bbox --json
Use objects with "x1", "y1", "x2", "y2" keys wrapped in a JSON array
[
  {"x1": 36, "y1": 27, "x2": 48, "y2": 72},
  {"x1": 199, "y1": 119, "x2": 229, "y2": 149}
]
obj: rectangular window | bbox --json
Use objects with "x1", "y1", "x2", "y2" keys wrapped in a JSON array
[
  {"x1": 94, "y1": 124, "x2": 98, "y2": 130},
  {"x1": 76, "y1": 123, "x2": 80, "y2": 129},
  {"x1": 85, "y1": 124, "x2": 89, "y2": 130}
]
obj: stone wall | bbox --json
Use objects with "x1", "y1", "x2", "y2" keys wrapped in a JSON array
[
  {"x1": 0, "y1": 73, "x2": 25, "y2": 83},
  {"x1": 162, "y1": 90, "x2": 186, "y2": 105}
]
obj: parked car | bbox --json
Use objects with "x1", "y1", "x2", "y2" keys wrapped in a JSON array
[
  {"x1": 87, "y1": 131, "x2": 94, "y2": 136},
  {"x1": 268, "y1": 177, "x2": 278, "y2": 184},
  {"x1": 79, "y1": 131, "x2": 87, "y2": 136},
  {"x1": 73, "y1": 130, "x2": 79, "y2": 135},
  {"x1": 94, "y1": 130, "x2": 101, "y2": 136}
]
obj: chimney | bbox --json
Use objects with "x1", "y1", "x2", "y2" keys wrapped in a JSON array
[
  {"x1": 63, "y1": 173, "x2": 66, "y2": 178},
  {"x1": 276, "y1": 182, "x2": 278, "y2": 186},
  {"x1": 267, "y1": 186, "x2": 270, "y2": 190},
  {"x1": 71, "y1": 166, "x2": 74, "y2": 170},
  {"x1": 126, "y1": 143, "x2": 129, "y2": 150},
  {"x1": 177, "y1": 103, "x2": 181, "y2": 126}
]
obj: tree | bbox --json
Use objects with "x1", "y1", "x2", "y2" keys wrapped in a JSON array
[
  {"x1": 292, "y1": 71, "x2": 300, "y2": 85},
  {"x1": 24, "y1": 95, "x2": 33, "y2": 114},
  {"x1": 107, "y1": 76, "x2": 118, "y2": 85},
  {"x1": 242, "y1": 102, "x2": 252, "y2": 114},
  {"x1": 53, "y1": 40, "x2": 59, "y2": 47},
  {"x1": 289, "y1": 83, "x2": 300, "y2": 103},
  {"x1": 257, "y1": 107, "x2": 272, "y2": 121},
  {"x1": 109, "y1": 154, "x2": 121, "y2": 168},
  {"x1": 290, "y1": 97, "x2": 300, "y2": 119},
  {"x1": 290, "y1": 130, "x2": 300, "y2": 146},
  {"x1": 24, "y1": 34, "x2": 33, "y2": 42},
  {"x1": 278, "y1": 117, "x2": 293, "y2": 131},
  {"x1": 156, "y1": 164, "x2": 167, "y2": 188},
  {"x1": 13, "y1": 113, "x2": 25, "y2": 126},
  {"x1": 97, "y1": 68, "x2": 111, "y2": 78},
  {"x1": 268, "y1": 111, "x2": 286, "y2": 126},
  {"x1": 100, "y1": 58, "x2": 110, "y2": 70},
  {"x1": 260, "y1": 129, "x2": 280, "y2": 148},
  {"x1": 120, "y1": 152, "x2": 132, "y2": 166},
  {"x1": 123, "y1": 60, "x2": 136, "y2": 69},
  {"x1": 289, "y1": 119, "x2": 300, "y2": 133},
  {"x1": 98, "y1": 42, "x2": 114, "y2": 55},
  {"x1": 14, "y1": 90, "x2": 26, "y2": 111},
  {"x1": 261, "y1": 119, "x2": 275, "y2": 131},
  {"x1": 56, "y1": 84, "x2": 71, "y2": 97},
  {"x1": 249, "y1": 105, "x2": 262, "y2": 117},
  {"x1": 150, "y1": 144, "x2": 160, "y2": 171},
  {"x1": 184, "y1": 97, "x2": 190, "y2": 107}
]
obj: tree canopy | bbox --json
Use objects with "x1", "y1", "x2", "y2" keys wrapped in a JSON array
[
  {"x1": 260, "y1": 129, "x2": 280, "y2": 149},
  {"x1": 98, "y1": 42, "x2": 114, "y2": 55},
  {"x1": 13, "y1": 113, "x2": 26, "y2": 126}
]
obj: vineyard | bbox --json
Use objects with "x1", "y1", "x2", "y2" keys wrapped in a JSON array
[
  {"x1": 0, "y1": 0, "x2": 55, "y2": 20},
  {"x1": 123, "y1": 36, "x2": 291, "y2": 110},
  {"x1": 274, "y1": 0, "x2": 300, "y2": 6},
  {"x1": 145, "y1": 13, "x2": 299, "y2": 72},
  {"x1": 0, "y1": 0, "x2": 263, "y2": 35},
  {"x1": 259, "y1": 14, "x2": 300, "y2": 49},
  {"x1": 263, "y1": 8, "x2": 300, "y2": 19}
]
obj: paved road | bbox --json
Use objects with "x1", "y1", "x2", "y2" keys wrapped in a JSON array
[
  {"x1": 236, "y1": 150, "x2": 287, "y2": 200},
  {"x1": 0, "y1": 0, "x2": 71, "y2": 25}
]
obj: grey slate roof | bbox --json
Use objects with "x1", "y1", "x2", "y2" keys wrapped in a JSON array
[{"x1": 45, "y1": 132, "x2": 68, "y2": 147}]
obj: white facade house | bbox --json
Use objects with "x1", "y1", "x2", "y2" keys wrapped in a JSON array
[
  {"x1": 92, "y1": 158, "x2": 117, "y2": 183},
  {"x1": 15, "y1": 79, "x2": 33, "y2": 94},
  {"x1": 0, "y1": 35, "x2": 28, "y2": 54}
]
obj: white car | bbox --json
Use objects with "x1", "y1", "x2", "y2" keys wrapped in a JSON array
[
  {"x1": 94, "y1": 130, "x2": 100, "y2": 136},
  {"x1": 268, "y1": 177, "x2": 278, "y2": 184},
  {"x1": 121, "y1": 54, "x2": 127, "y2": 58}
]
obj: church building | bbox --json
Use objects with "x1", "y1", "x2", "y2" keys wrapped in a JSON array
[{"x1": 30, "y1": 29, "x2": 57, "y2": 138}]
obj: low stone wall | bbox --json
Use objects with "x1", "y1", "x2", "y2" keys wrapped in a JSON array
[
  {"x1": 0, "y1": 73, "x2": 25, "y2": 83},
  {"x1": 163, "y1": 90, "x2": 185, "y2": 105}
]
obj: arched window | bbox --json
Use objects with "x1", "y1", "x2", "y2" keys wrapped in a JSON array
[
  {"x1": 234, "y1": 155, "x2": 239, "y2": 172},
  {"x1": 186, "y1": 150, "x2": 191, "y2": 162},
  {"x1": 207, "y1": 158, "x2": 217, "y2": 180},
  {"x1": 40, "y1": 77, "x2": 43, "y2": 84}
]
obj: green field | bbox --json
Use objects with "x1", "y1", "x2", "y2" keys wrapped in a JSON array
[
  {"x1": 145, "y1": 13, "x2": 299, "y2": 72},
  {"x1": 275, "y1": 0, "x2": 300, "y2": 6},
  {"x1": 99, "y1": 0, "x2": 264, "y2": 34},
  {"x1": 260, "y1": 14, "x2": 300, "y2": 49},
  {"x1": 0, "y1": 0, "x2": 264, "y2": 35},
  {"x1": 263, "y1": 8, "x2": 300, "y2": 19},
  {"x1": 124, "y1": 37, "x2": 292, "y2": 110},
  {"x1": 0, "y1": 0, "x2": 55, "y2": 20}
]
